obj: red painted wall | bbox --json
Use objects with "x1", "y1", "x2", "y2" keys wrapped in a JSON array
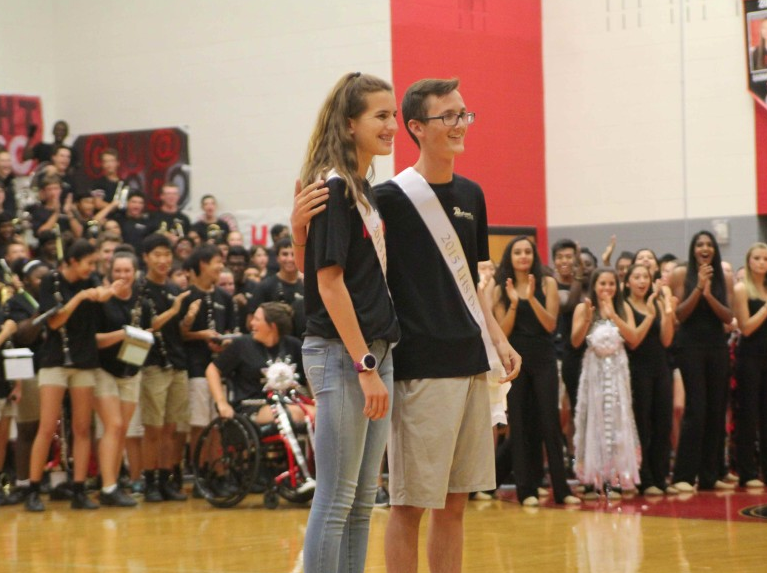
[{"x1": 390, "y1": 0, "x2": 547, "y2": 256}]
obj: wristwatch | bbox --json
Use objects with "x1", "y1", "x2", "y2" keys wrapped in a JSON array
[{"x1": 354, "y1": 353, "x2": 378, "y2": 373}]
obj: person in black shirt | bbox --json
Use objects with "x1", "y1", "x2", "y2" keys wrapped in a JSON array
[
  {"x1": 90, "y1": 148, "x2": 125, "y2": 208},
  {"x1": 110, "y1": 190, "x2": 151, "y2": 253},
  {"x1": 29, "y1": 175, "x2": 78, "y2": 239},
  {"x1": 92, "y1": 251, "x2": 143, "y2": 507},
  {"x1": 179, "y1": 244, "x2": 234, "y2": 479},
  {"x1": 5, "y1": 260, "x2": 49, "y2": 502},
  {"x1": 207, "y1": 302, "x2": 311, "y2": 425},
  {"x1": 22, "y1": 120, "x2": 79, "y2": 170},
  {"x1": 265, "y1": 223, "x2": 289, "y2": 274},
  {"x1": 0, "y1": 150, "x2": 18, "y2": 215},
  {"x1": 25, "y1": 240, "x2": 125, "y2": 512},
  {"x1": 296, "y1": 72, "x2": 400, "y2": 573},
  {"x1": 147, "y1": 183, "x2": 191, "y2": 242},
  {"x1": 249, "y1": 238, "x2": 304, "y2": 336},
  {"x1": 140, "y1": 234, "x2": 191, "y2": 502},
  {"x1": 191, "y1": 195, "x2": 230, "y2": 243},
  {"x1": 227, "y1": 246, "x2": 259, "y2": 333}
]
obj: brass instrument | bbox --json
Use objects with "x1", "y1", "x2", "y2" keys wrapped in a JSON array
[
  {"x1": 52, "y1": 271, "x2": 74, "y2": 367},
  {"x1": 207, "y1": 223, "x2": 223, "y2": 242}
]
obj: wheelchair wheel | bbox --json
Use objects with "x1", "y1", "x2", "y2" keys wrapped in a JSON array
[
  {"x1": 264, "y1": 489, "x2": 280, "y2": 509},
  {"x1": 193, "y1": 414, "x2": 259, "y2": 508}
]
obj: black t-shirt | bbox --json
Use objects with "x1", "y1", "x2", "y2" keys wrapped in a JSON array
[
  {"x1": 247, "y1": 274, "x2": 306, "y2": 337},
  {"x1": 142, "y1": 279, "x2": 187, "y2": 369},
  {"x1": 1, "y1": 174, "x2": 18, "y2": 215},
  {"x1": 191, "y1": 219, "x2": 230, "y2": 243},
  {"x1": 31, "y1": 143, "x2": 79, "y2": 167},
  {"x1": 147, "y1": 211, "x2": 191, "y2": 238},
  {"x1": 234, "y1": 279, "x2": 259, "y2": 333},
  {"x1": 213, "y1": 334, "x2": 304, "y2": 405},
  {"x1": 179, "y1": 284, "x2": 235, "y2": 377},
  {"x1": 304, "y1": 178, "x2": 399, "y2": 344},
  {"x1": 90, "y1": 177, "x2": 120, "y2": 203},
  {"x1": 97, "y1": 292, "x2": 144, "y2": 378},
  {"x1": 6, "y1": 291, "x2": 44, "y2": 372},
  {"x1": 29, "y1": 204, "x2": 70, "y2": 237},
  {"x1": 109, "y1": 211, "x2": 151, "y2": 252},
  {"x1": 374, "y1": 174, "x2": 489, "y2": 380},
  {"x1": 39, "y1": 271, "x2": 102, "y2": 369}
]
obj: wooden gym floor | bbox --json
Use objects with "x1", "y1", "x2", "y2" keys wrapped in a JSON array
[{"x1": 1, "y1": 489, "x2": 766, "y2": 572}]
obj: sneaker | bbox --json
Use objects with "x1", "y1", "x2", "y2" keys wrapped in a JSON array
[
  {"x1": 4, "y1": 488, "x2": 27, "y2": 505},
  {"x1": 606, "y1": 490, "x2": 622, "y2": 500},
  {"x1": 562, "y1": 495, "x2": 581, "y2": 505},
  {"x1": 374, "y1": 486, "x2": 390, "y2": 507},
  {"x1": 714, "y1": 480, "x2": 735, "y2": 490},
  {"x1": 744, "y1": 479, "x2": 765, "y2": 488},
  {"x1": 99, "y1": 488, "x2": 138, "y2": 508},
  {"x1": 643, "y1": 486, "x2": 664, "y2": 496},
  {"x1": 25, "y1": 490, "x2": 45, "y2": 512},
  {"x1": 71, "y1": 491, "x2": 99, "y2": 510},
  {"x1": 671, "y1": 481, "x2": 695, "y2": 493},
  {"x1": 521, "y1": 496, "x2": 539, "y2": 507},
  {"x1": 537, "y1": 487, "x2": 550, "y2": 497},
  {"x1": 665, "y1": 485, "x2": 680, "y2": 495},
  {"x1": 581, "y1": 491, "x2": 599, "y2": 501},
  {"x1": 160, "y1": 483, "x2": 188, "y2": 502},
  {"x1": 724, "y1": 472, "x2": 739, "y2": 483},
  {"x1": 144, "y1": 483, "x2": 163, "y2": 503},
  {"x1": 471, "y1": 491, "x2": 493, "y2": 501},
  {"x1": 49, "y1": 483, "x2": 73, "y2": 501}
]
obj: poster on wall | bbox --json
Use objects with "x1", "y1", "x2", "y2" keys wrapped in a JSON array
[
  {"x1": 229, "y1": 206, "x2": 291, "y2": 249},
  {"x1": 0, "y1": 95, "x2": 44, "y2": 175},
  {"x1": 72, "y1": 127, "x2": 190, "y2": 212},
  {"x1": 745, "y1": 1, "x2": 767, "y2": 106}
]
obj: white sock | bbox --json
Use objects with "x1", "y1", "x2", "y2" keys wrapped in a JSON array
[
  {"x1": 16, "y1": 479, "x2": 30, "y2": 487},
  {"x1": 102, "y1": 483, "x2": 118, "y2": 494}
]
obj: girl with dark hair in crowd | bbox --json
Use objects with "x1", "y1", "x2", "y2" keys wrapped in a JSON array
[
  {"x1": 732, "y1": 242, "x2": 767, "y2": 488},
  {"x1": 493, "y1": 236, "x2": 579, "y2": 506},
  {"x1": 671, "y1": 231, "x2": 734, "y2": 492},
  {"x1": 249, "y1": 245, "x2": 269, "y2": 282},
  {"x1": 623, "y1": 264, "x2": 676, "y2": 495},
  {"x1": 632, "y1": 248, "x2": 660, "y2": 279},
  {"x1": 25, "y1": 239, "x2": 125, "y2": 511},
  {"x1": 296, "y1": 72, "x2": 400, "y2": 573},
  {"x1": 571, "y1": 268, "x2": 640, "y2": 498},
  {"x1": 93, "y1": 250, "x2": 144, "y2": 507}
]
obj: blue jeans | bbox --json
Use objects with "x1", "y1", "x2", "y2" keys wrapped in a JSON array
[{"x1": 302, "y1": 337, "x2": 393, "y2": 573}]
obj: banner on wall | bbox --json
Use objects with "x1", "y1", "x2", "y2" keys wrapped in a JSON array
[
  {"x1": 228, "y1": 206, "x2": 291, "y2": 249},
  {"x1": 0, "y1": 95, "x2": 44, "y2": 175},
  {"x1": 72, "y1": 127, "x2": 190, "y2": 212},
  {"x1": 745, "y1": 1, "x2": 767, "y2": 106}
]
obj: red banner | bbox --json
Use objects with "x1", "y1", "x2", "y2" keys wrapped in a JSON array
[
  {"x1": 72, "y1": 127, "x2": 190, "y2": 212},
  {"x1": 0, "y1": 94, "x2": 43, "y2": 175}
]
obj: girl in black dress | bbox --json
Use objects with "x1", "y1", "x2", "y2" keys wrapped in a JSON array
[
  {"x1": 624, "y1": 264, "x2": 676, "y2": 495},
  {"x1": 493, "y1": 236, "x2": 579, "y2": 506},
  {"x1": 732, "y1": 242, "x2": 767, "y2": 487}
]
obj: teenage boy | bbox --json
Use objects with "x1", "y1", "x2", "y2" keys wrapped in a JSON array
[
  {"x1": 148, "y1": 183, "x2": 191, "y2": 241},
  {"x1": 178, "y1": 244, "x2": 234, "y2": 490},
  {"x1": 191, "y1": 195, "x2": 230, "y2": 243},
  {"x1": 293, "y1": 78, "x2": 520, "y2": 573},
  {"x1": 139, "y1": 234, "x2": 191, "y2": 501}
]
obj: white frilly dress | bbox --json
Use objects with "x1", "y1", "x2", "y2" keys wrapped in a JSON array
[{"x1": 573, "y1": 320, "x2": 641, "y2": 490}]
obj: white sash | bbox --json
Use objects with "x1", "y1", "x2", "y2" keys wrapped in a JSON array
[{"x1": 391, "y1": 167, "x2": 510, "y2": 426}]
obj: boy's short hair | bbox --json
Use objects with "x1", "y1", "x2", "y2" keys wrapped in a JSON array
[{"x1": 402, "y1": 78, "x2": 460, "y2": 147}]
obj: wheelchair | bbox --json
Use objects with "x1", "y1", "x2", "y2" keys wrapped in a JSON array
[{"x1": 192, "y1": 378, "x2": 316, "y2": 509}]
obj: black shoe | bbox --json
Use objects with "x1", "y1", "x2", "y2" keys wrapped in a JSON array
[
  {"x1": 99, "y1": 488, "x2": 138, "y2": 507},
  {"x1": 192, "y1": 482, "x2": 205, "y2": 499},
  {"x1": 144, "y1": 483, "x2": 163, "y2": 503},
  {"x1": 160, "y1": 483, "x2": 188, "y2": 501},
  {"x1": 71, "y1": 491, "x2": 99, "y2": 510},
  {"x1": 211, "y1": 476, "x2": 239, "y2": 497},
  {"x1": 49, "y1": 484, "x2": 73, "y2": 501},
  {"x1": 25, "y1": 491, "x2": 45, "y2": 512},
  {"x1": 374, "y1": 486, "x2": 390, "y2": 507},
  {"x1": 4, "y1": 488, "x2": 26, "y2": 505}
]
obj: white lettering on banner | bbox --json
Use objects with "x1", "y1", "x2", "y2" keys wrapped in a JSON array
[{"x1": 0, "y1": 135, "x2": 34, "y2": 175}]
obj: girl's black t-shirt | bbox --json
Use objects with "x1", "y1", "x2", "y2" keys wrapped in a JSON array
[
  {"x1": 97, "y1": 292, "x2": 143, "y2": 378},
  {"x1": 39, "y1": 271, "x2": 102, "y2": 369},
  {"x1": 304, "y1": 177, "x2": 399, "y2": 344}
]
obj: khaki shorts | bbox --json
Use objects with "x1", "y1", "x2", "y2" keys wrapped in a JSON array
[
  {"x1": 94, "y1": 369, "x2": 141, "y2": 403},
  {"x1": 126, "y1": 401, "x2": 144, "y2": 438},
  {"x1": 39, "y1": 367, "x2": 97, "y2": 389},
  {"x1": 188, "y1": 376, "x2": 216, "y2": 427},
  {"x1": 0, "y1": 397, "x2": 17, "y2": 420},
  {"x1": 140, "y1": 366, "x2": 189, "y2": 427},
  {"x1": 16, "y1": 378, "x2": 40, "y2": 423},
  {"x1": 388, "y1": 375, "x2": 496, "y2": 509}
]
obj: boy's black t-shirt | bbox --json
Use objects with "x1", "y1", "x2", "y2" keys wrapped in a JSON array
[
  {"x1": 97, "y1": 292, "x2": 143, "y2": 378},
  {"x1": 90, "y1": 177, "x2": 120, "y2": 203},
  {"x1": 179, "y1": 284, "x2": 235, "y2": 378},
  {"x1": 374, "y1": 174, "x2": 490, "y2": 381},
  {"x1": 213, "y1": 334, "x2": 304, "y2": 405},
  {"x1": 6, "y1": 291, "x2": 44, "y2": 372},
  {"x1": 141, "y1": 279, "x2": 187, "y2": 370},
  {"x1": 303, "y1": 178, "x2": 399, "y2": 344},
  {"x1": 39, "y1": 271, "x2": 102, "y2": 369},
  {"x1": 191, "y1": 219, "x2": 231, "y2": 242},
  {"x1": 147, "y1": 211, "x2": 191, "y2": 237},
  {"x1": 109, "y1": 211, "x2": 151, "y2": 252}
]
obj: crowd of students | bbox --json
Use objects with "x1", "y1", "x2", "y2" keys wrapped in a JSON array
[
  {"x1": 0, "y1": 143, "x2": 308, "y2": 510},
  {"x1": 495, "y1": 233, "x2": 767, "y2": 507}
]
